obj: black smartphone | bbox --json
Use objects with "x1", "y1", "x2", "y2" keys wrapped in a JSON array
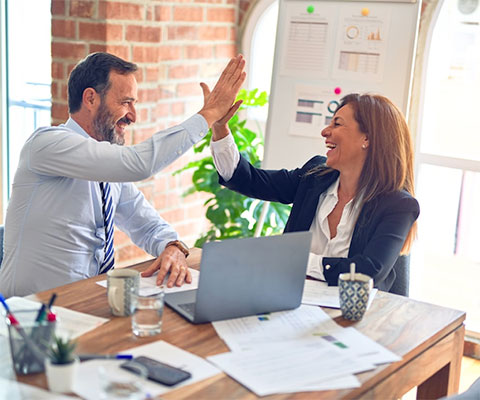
[{"x1": 120, "y1": 356, "x2": 192, "y2": 386}]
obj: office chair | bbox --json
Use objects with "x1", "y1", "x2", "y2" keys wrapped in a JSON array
[
  {"x1": 389, "y1": 255, "x2": 410, "y2": 297},
  {"x1": 0, "y1": 224, "x2": 4, "y2": 268},
  {"x1": 440, "y1": 377, "x2": 480, "y2": 399}
]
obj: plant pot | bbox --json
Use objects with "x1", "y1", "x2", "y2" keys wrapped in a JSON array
[{"x1": 45, "y1": 357, "x2": 79, "y2": 393}]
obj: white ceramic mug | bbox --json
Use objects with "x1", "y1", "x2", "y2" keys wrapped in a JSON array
[{"x1": 106, "y1": 269, "x2": 139, "y2": 316}]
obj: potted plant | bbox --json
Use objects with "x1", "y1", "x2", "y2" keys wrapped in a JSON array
[
  {"x1": 175, "y1": 89, "x2": 291, "y2": 247},
  {"x1": 44, "y1": 335, "x2": 79, "y2": 393}
]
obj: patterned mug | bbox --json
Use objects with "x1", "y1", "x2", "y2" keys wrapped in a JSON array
[
  {"x1": 338, "y1": 272, "x2": 373, "y2": 321},
  {"x1": 107, "y1": 269, "x2": 139, "y2": 316}
]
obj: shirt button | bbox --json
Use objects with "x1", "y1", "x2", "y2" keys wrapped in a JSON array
[{"x1": 325, "y1": 264, "x2": 331, "y2": 270}]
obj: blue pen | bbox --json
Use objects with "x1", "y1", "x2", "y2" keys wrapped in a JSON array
[
  {"x1": 47, "y1": 293, "x2": 57, "y2": 312},
  {"x1": 78, "y1": 354, "x2": 134, "y2": 362},
  {"x1": 0, "y1": 293, "x2": 11, "y2": 314},
  {"x1": 0, "y1": 293, "x2": 20, "y2": 326}
]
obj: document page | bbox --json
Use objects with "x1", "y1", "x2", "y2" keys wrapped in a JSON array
[
  {"x1": 328, "y1": 327, "x2": 401, "y2": 365},
  {"x1": 96, "y1": 268, "x2": 199, "y2": 296},
  {"x1": 302, "y1": 279, "x2": 378, "y2": 309},
  {"x1": 208, "y1": 341, "x2": 372, "y2": 396},
  {"x1": 212, "y1": 305, "x2": 340, "y2": 351},
  {"x1": 213, "y1": 304, "x2": 400, "y2": 365}
]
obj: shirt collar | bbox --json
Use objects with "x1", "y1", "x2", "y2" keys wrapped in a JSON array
[{"x1": 63, "y1": 118, "x2": 91, "y2": 139}]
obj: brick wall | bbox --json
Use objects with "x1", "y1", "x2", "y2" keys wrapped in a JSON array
[{"x1": 51, "y1": 0, "x2": 252, "y2": 267}]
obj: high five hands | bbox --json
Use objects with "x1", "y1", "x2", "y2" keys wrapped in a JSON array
[{"x1": 198, "y1": 54, "x2": 246, "y2": 129}]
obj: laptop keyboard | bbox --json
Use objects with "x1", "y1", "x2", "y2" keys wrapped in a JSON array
[{"x1": 178, "y1": 302, "x2": 195, "y2": 315}]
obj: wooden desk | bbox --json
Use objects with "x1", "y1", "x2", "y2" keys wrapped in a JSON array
[{"x1": 20, "y1": 248, "x2": 465, "y2": 399}]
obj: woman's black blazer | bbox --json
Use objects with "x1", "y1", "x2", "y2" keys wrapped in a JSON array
[{"x1": 219, "y1": 155, "x2": 420, "y2": 291}]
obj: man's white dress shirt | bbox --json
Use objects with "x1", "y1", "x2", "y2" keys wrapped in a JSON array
[
  {"x1": 0, "y1": 115, "x2": 207, "y2": 297},
  {"x1": 211, "y1": 134, "x2": 361, "y2": 281}
]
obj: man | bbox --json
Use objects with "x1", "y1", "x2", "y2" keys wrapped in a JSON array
[{"x1": 0, "y1": 52, "x2": 245, "y2": 297}]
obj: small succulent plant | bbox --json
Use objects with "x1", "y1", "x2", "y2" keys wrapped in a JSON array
[{"x1": 48, "y1": 335, "x2": 77, "y2": 365}]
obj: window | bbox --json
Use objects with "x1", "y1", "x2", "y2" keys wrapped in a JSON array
[
  {"x1": 411, "y1": 0, "x2": 480, "y2": 333},
  {"x1": 1, "y1": 0, "x2": 51, "y2": 215},
  {"x1": 241, "y1": 0, "x2": 278, "y2": 123}
]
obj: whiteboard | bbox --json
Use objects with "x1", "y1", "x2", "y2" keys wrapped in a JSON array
[{"x1": 263, "y1": 0, "x2": 421, "y2": 170}]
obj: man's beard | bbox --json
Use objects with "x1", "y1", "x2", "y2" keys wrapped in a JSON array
[{"x1": 92, "y1": 101, "x2": 126, "y2": 145}]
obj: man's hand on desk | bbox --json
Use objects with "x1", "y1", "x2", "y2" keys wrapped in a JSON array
[{"x1": 141, "y1": 246, "x2": 192, "y2": 288}]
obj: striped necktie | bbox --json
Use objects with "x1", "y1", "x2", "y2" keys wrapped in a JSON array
[{"x1": 99, "y1": 182, "x2": 115, "y2": 274}]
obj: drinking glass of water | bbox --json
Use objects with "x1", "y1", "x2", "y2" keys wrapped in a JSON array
[
  {"x1": 98, "y1": 360, "x2": 148, "y2": 399},
  {"x1": 131, "y1": 291, "x2": 164, "y2": 337}
]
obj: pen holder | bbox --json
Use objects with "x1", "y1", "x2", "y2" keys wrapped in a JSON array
[{"x1": 6, "y1": 309, "x2": 56, "y2": 375}]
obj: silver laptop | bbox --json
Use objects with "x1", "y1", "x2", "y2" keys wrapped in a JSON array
[{"x1": 165, "y1": 231, "x2": 312, "y2": 324}]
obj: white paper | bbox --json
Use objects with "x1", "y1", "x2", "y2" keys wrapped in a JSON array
[
  {"x1": 332, "y1": 5, "x2": 391, "y2": 82},
  {"x1": 281, "y1": 374, "x2": 360, "y2": 393},
  {"x1": 73, "y1": 340, "x2": 220, "y2": 400},
  {"x1": 96, "y1": 268, "x2": 199, "y2": 296},
  {"x1": 213, "y1": 304, "x2": 399, "y2": 366},
  {"x1": 208, "y1": 342, "x2": 372, "y2": 396},
  {"x1": 1, "y1": 297, "x2": 108, "y2": 340},
  {"x1": 212, "y1": 305, "x2": 340, "y2": 352},
  {"x1": 0, "y1": 377, "x2": 76, "y2": 400},
  {"x1": 302, "y1": 279, "x2": 378, "y2": 309},
  {"x1": 328, "y1": 327, "x2": 401, "y2": 365},
  {"x1": 280, "y1": 2, "x2": 337, "y2": 78}
]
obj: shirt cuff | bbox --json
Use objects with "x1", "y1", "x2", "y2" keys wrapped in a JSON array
[
  {"x1": 211, "y1": 133, "x2": 240, "y2": 181},
  {"x1": 211, "y1": 132, "x2": 235, "y2": 150},
  {"x1": 306, "y1": 253, "x2": 326, "y2": 281},
  {"x1": 184, "y1": 114, "x2": 209, "y2": 143}
]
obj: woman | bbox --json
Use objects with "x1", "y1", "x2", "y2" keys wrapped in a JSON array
[{"x1": 210, "y1": 93, "x2": 419, "y2": 292}]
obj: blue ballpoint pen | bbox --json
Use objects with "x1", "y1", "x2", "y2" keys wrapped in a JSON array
[
  {"x1": 47, "y1": 293, "x2": 57, "y2": 312},
  {"x1": 0, "y1": 293, "x2": 11, "y2": 315},
  {"x1": 78, "y1": 354, "x2": 134, "y2": 362}
]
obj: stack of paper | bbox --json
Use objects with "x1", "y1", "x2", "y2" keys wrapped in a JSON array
[
  {"x1": 209, "y1": 305, "x2": 400, "y2": 396},
  {"x1": 73, "y1": 340, "x2": 220, "y2": 400},
  {"x1": 96, "y1": 268, "x2": 200, "y2": 296}
]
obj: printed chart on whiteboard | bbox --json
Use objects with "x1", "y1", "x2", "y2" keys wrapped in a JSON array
[
  {"x1": 332, "y1": 5, "x2": 391, "y2": 82},
  {"x1": 290, "y1": 84, "x2": 351, "y2": 139},
  {"x1": 280, "y1": 2, "x2": 337, "y2": 78}
]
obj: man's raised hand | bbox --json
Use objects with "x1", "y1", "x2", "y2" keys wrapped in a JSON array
[{"x1": 198, "y1": 54, "x2": 246, "y2": 127}]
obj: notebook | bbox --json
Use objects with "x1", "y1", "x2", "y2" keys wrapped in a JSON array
[{"x1": 165, "y1": 231, "x2": 312, "y2": 324}]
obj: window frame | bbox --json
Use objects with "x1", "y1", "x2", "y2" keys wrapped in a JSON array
[
  {"x1": 0, "y1": 1, "x2": 7, "y2": 222},
  {"x1": 239, "y1": 0, "x2": 278, "y2": 90}
]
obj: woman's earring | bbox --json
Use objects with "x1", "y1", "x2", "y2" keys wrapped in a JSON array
[{"x1": 362, "y1": 144, "x2": 367, "y2": 149}]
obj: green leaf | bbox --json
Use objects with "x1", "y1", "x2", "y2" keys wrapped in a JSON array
[
  {"x1": 174, "y1": 88, "x2": 291, "y2": 243},
  {"x1": 49, "y1": 335, "x2": 77, "y2": 365}
]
